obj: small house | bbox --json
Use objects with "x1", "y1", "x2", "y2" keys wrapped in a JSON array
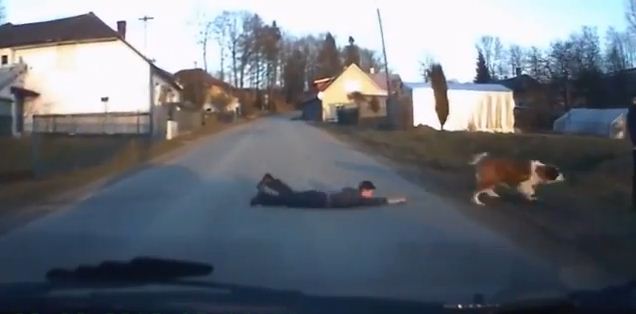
[{"x1": 318, "y1": 64, "x2": 389, "y2": 124}]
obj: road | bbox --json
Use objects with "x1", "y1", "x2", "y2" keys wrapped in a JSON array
[{"x1": 0, "y1": 116, "x2": 624, "y2": 304}]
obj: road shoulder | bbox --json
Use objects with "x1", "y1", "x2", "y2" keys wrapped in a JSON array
[{"x1": 318, "y1": 124, "x2": 636, "y2": 282}]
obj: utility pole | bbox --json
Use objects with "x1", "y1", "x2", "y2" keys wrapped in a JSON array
[
  {"x1": 376, "y1": 4, "x2": 394, "y2": 128},
  {"x1": 139, "y1": 15, "x2": 154, "y2": 54},
  {"x1": 376, "y1": 6, "x2": 391, "y2": 97}
]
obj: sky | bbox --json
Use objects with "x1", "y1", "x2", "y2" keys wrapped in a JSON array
[{"x1": 4, "y1": 0, "x2": 630, "y2": 83}]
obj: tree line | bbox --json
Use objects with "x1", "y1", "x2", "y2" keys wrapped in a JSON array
[{"x1": 198, "y1": 10, "x2": 385, "y2": 106}]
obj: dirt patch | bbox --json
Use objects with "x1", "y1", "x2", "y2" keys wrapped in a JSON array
[{"x1": 321, "y1": 124, "x2": 636, "y2": 278}]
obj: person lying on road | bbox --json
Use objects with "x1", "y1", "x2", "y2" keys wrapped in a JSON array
[{"x1": 250, "y1": 174, "x2": 407, "y2": 208}]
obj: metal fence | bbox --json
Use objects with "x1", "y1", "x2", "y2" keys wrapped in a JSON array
[{"x1": 32, "y1": 112, "x2": 151, "y2": 135}]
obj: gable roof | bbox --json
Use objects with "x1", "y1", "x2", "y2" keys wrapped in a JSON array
[
  {"x1": 494, "y1": 74, "x2": 541, "y2": 92},
  {"x1": 324, "y1": 64, "x2": 388, "y2": 96},
  {"x1": 369, "y1": 72, "x2": 401, "y2": 91},
  {"x1": 0, "y1": 13, "x2": 181, "y2": 90},
  {"x1": 0, "y1": 13, "x2": 119, "y2": 49}
]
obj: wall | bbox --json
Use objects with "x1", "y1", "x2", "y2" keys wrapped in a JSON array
[
  {"x1": 321, "y1": 65, "x2": 387, "y2": 121},
  {"x1": 357, "y1": 96, "x2": 387, "y2": 118},
  {"x1": 152, "y1": 74, "x2": 181, "y2": 106},
  {"x1": 15, "y1": 40, "x2": 151, "y2": 125}
]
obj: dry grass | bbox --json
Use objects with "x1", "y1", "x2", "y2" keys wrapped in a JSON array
[{"x1": 323, "y1": 125, "x2": 632, "y2": 211}]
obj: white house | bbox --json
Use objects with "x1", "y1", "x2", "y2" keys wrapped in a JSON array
[
  {"x1": 0, "y1": 13, "x2": 181, "y2": 136},
  {"x1": 405, "y1": 82, "x2": 516, "y2": 133}
]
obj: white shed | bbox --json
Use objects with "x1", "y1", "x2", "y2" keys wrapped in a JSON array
[
  {"x1": 405, "y1": 82, "x2": 516, "y2": 132},
  {"x1": 553, "y1": 108, "x2": 628, "y2": 139}
]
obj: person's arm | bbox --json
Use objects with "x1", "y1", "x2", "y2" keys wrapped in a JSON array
[
  {"x1": 386, "y1": 197, "x2": 407, "y2": 205},
  {"x1": 360, "y1": 196, "x2": 407, "y2": 206}
]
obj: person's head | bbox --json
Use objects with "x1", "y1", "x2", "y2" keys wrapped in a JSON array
[
  {"x1": 632, "y1": 97, "x2": 636, "y2": 106},
  {"x1": 358, "y1": 180, "x2": 376, "y2": 198}
]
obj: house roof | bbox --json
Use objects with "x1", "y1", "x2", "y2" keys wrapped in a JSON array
[
  {"x1": 0, "y1": 13, "x2": 119, "y2": 49},
  {"x1": 0, "y1": 13, "x2": 181, "y2": 90},
  {"x1": 320, "y1": 64, "x2": 389, "y2": 97},
  {"x1": 312, "y1": 77, "x2": 335, "y2": 92},
  {"x1": 404, "y1": 82, "x2": 512, "y2": 92},
  {"x1": 174, "y1": 68, "x2": 234, "y2": 91},
  {"x1": 369, "y1": 72, "x2": 401, "y2": 91},
  {"x1": 494, "y1": 74, "x2": 541, "y2": 92}
]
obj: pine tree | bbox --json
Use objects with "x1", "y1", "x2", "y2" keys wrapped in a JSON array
[
  {"x1": 344, "y1": 36, "x2": 361, "y2": 67},
  {"x1": 317, "y1": 32, "x2": 342, "y2": 78},
  {"x1": 474, "y1": 50, "x2": 491, "y2": 83}
]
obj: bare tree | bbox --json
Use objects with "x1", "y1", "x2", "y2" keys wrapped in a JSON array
[
  {"x1": 0, "y1": 0, "x2": 4, "y2": 24},
  {"x1": 359, "y1": 48, "x2": 383, "y2": 73},
  {"x1": 419, "y1": 53, "x2": 435, "y2": 82},
  {"x1": 627, "y1": 0, "x2": 636, "y2": 34},
  {"x1": 507, "y1": 44, "x2": 524, "y2": 76},
  {"x1": 605, "y1": 26, "x2": 630, "y2": 73},
  {"x1": 476, "y1": 36, "x2": 495, "y2": 77},
  {"x1": 213, "y1": 13, "x2": 230, "y2": 81},
  {"x1": 493, "y1": 37, "x2": 506, "y2": 78},
  {"x1": 197, "y1": 17, "x2": 213, "y2": 72}
]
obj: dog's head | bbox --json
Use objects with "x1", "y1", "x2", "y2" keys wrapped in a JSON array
[{"x1": 534, "y1": 162, "x2": 565, "y2": 184}]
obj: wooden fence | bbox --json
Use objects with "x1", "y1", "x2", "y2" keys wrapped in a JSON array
[{"x1": 32, "y1": 112, "x2": 151, "y2": 135}]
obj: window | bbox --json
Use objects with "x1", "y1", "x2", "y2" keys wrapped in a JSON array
[{"x1": 1, "y1": 55, "x2": 8, "y2": 65}]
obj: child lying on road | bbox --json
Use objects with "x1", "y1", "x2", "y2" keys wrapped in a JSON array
[{"x1": 250, "y1": 173, "x2": 407, "y2": 208}]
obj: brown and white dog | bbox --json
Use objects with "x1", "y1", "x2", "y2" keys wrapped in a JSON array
[{"x1": 469, "y1": 152, "x2": 565, "y2": 206}]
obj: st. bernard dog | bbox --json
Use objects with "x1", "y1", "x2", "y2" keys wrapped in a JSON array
[{"x1": 469, "y1": 152, "x2": 565, "y2": 206}]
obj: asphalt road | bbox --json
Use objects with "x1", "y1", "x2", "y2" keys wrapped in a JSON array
[{"x1": 0, "y1": 116, "x2": 624, "y2": 304}]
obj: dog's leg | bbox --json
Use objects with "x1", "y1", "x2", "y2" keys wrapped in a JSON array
[
  {"x1": 517, "y1": 182, "x2": 537, "y2": 202},
  {"x1": 472, "y1": 190, "x2": 486, "y2": 206},
  {"x1": 485, "y1": 188, "x2": 500, "y2": 198}
]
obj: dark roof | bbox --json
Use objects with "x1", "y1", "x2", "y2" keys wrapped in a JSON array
[
  {"x1": 174, "y1": 68, "x2": 234, "y2": 90},
  {"x1": 0, "y1": 13, "x2": 119, "y2": 49},
  {"x1": 151, "y1": 64, "x2": 181, "y2": 90},
  {"x1": 369, "y1": 72, "x2": 401, "y2": 91},
  {"x1": 494, "y1": 74, "x2": 540, "y2": 92}
]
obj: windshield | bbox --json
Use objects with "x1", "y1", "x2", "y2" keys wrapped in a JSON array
[{"x1": 1, "y1": 0, "x2": 635, "y2": 311}]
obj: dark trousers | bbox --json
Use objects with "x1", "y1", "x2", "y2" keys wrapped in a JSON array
[{"x1": 254, "y1": 190, "x2": 328, "y2": 208}]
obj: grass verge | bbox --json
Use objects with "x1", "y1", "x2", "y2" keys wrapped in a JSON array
[
  {"x1": 322, "y1": 124, "x2": 636, "y2": 277},
  {"x1": 0, "y1": 117, "x2": 254, "y2": 211}
]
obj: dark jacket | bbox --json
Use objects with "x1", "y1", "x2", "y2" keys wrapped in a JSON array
[
  {"x1": 628, "y1": 106, "x2": 636, "y2": 146},
  {"x1": 328, "y1": 188, "x2": 388, "y2": 208}
]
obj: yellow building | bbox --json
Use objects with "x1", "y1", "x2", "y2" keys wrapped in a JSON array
[{"x1": 319, "y1": 64, "x2": 388, "y2": 122}]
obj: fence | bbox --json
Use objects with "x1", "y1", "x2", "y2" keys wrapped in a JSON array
[{"x1": 32, "y1": 112, "x2": 150, "y2": 135}]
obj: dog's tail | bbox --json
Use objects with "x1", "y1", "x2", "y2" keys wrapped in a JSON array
[{"x1": 469, "y1": 152, "x2": 489, "y2": 165}]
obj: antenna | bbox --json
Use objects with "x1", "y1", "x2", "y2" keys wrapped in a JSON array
[{"x1": 139, "y1": 15, "x2": 155, "y2": 53}]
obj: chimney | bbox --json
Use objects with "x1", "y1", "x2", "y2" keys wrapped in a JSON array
[
  {"x1": 117, "y1": 20, "x2": 127, "y2": 39},
  {"x1": 370, "y1": 67, "x2": 376, "y2": 74},
  {"x1": 515, "y1": 67, "x2": 522, "y2": 77}
]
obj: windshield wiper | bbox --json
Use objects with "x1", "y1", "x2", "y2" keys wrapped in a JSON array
[{"x1": 46, "y1": 256, "x2": 213, "y2": 285}]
